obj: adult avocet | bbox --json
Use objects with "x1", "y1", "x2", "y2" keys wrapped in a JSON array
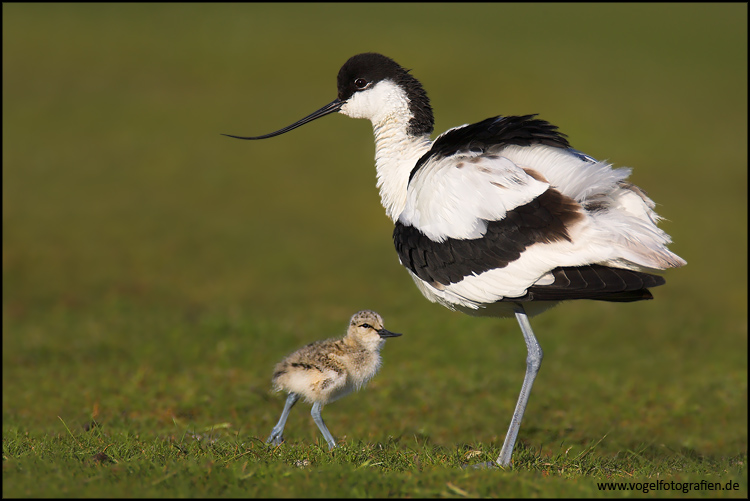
[{"x1": 225, "y1": 53, "x2": 686, "y2": 467}]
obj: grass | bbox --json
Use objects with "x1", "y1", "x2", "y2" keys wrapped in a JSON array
[
  {"x1": 3, "y1": 427, "x2": 745, "y2": 497},
  {"x1": 3, "y1": 3, "x2": 747, "y2": 498}
]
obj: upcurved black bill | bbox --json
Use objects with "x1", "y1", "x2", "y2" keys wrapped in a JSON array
[
  {"x1": 222, "y1": 98, "x2": 343, "y2": 140},
  {"x1": 378, "y1": 328, "x2": 402, "y2": 339}
]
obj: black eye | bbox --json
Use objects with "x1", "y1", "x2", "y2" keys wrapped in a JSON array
[
  {"x1": 360, "y1": 323, "x2": 372, "y2": 329},
  {"x1": 354, "y1": 78, "x2": 368, "y2": 89}
]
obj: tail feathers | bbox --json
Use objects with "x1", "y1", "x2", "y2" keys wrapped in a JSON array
[{"x1": 504, "y1": 264, "x2": 666, "y2": 302}]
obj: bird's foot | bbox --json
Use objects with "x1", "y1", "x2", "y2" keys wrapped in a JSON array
[{"x1": 266, "y1": 432, "x2": 284, "y2": 446}]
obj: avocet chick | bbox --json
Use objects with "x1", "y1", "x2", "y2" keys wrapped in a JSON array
[{"x1": 266, "y1": 310, "x2": 401, "y2": 450}]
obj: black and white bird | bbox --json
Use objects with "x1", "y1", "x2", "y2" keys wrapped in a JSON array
[{"x1": 225, "y1": 53, "x2": 686, "y2": 467}]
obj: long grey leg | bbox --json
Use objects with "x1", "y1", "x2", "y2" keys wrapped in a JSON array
[
  {"x1": 311, "y1": 401, "x2": 336, "y2": 450},
  {"x1": 496, "y1": 305, "x2": 544, "y2": 467},
  {"x1": 267, "y1": 392, "x2": 300, "y2": 446}
]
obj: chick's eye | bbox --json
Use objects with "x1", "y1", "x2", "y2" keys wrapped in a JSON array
[
  {"x1": 354, "y1": 78, "x2": 368, "y2": 89},
  {"x1": 360, "y1": 323, "x2": 372, "y2": 329}
]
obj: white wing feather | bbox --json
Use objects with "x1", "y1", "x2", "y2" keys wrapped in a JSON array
[{"x1": 399, "y1": 152, "x2": 548, "y2": 241}]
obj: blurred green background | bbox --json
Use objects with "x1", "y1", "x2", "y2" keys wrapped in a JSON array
[{"x1": 3, "y1": 1, "x2": 746, "y2": 478}]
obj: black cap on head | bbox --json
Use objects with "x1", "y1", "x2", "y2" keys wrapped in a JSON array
[{"x1": 336, "y1": 53, "x2": 434, "y2": 136}]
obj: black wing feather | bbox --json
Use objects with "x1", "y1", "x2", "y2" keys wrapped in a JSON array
[
  {"x1": 409, "y1": 114, "x2": 570, "y2": 183},
  {"x1": 393, "y1": 188, "x2": 582, "y2": 285},
  {"x1": 504, "y1": 265, "x2": 666, "y2": 302}
]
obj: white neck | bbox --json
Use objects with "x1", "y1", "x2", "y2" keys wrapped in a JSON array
[
  {"x1": 372, "y1": 122, "x2": 431, "y2": 221},
  {"x1": 339, "y1": 79, "x2": 433, "y2": 221}
]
